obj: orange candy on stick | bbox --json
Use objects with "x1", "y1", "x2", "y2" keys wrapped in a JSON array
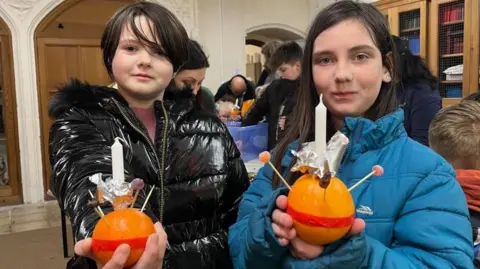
[
  {"x1": 258, "y1": 151, "x2": 271, "y2": 163},
  {"x1": 348, "y1": 165, "x2": 384, "y2": 192},
  {"x1": 259, "y1": 151, "x2": 291, "y2": 190}
]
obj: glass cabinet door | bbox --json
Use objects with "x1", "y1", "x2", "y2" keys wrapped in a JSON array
[
  {"x1": 436, "y1": 0, "x2": 465, "y2": 99},
  {"x1": 399, "y1": 9, "x2": 421, "y2": 55}
]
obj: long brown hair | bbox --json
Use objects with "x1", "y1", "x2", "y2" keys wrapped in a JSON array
[{"x1": 272, "y1": 1, "x2": 398, "y2": 188}]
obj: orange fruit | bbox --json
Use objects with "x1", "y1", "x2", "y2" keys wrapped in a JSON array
[
  {"x1": 287, "y1": 174, "x2": 355, "y2": 245},
  {"x1": 91, "y1": 208, "x2": 155, "y2": 268},
  {"x1": 241, "y1": 99, "x2": 254, "y2": 117}
]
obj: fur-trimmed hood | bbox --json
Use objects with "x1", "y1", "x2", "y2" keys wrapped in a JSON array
[
  {"x1": 48, "y1": 79, "x2": 127, "y2": 119},
  {"x1": 48, "y1": 79, "x2": 202, "y2": 120}
]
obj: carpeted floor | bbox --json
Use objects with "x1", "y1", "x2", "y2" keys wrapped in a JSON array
[{"x1": 0, "y1": 225, "x2": 73, "y2": 269}]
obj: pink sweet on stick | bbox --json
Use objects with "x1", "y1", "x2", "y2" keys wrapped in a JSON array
[
  {"x1": 130, "y1": 178, "x2": 145, "y2": 208},
  {"x1": 372, "y1": 165, "x2": 384, "y2": 176},
  {"x1": 348, "y1": 165, "x2": 384, "y2": 192},
  {"x1": 131, "y1": 178, "x2": 145, "y2": 191},
  {"x1": 258, "y1": 151, "x2": 291, "y2": 190}
]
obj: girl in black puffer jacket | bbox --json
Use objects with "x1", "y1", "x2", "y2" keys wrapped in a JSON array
[{"x1": 49, "y1": 3, "x2": 249, "y2": 269}]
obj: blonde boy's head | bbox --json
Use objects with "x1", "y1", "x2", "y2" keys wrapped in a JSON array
[{"x1": 429, "y1": 100, "x2": 480, "y2": 170}]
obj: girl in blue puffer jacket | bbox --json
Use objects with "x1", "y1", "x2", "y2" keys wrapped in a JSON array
[{"x1": 228, "y1": 1, "x2": 474, "y2": 269}]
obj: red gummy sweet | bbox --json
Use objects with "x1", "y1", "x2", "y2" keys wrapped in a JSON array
[{"x1": 372, "y1": 165, "x2": 384, "y2": 176}]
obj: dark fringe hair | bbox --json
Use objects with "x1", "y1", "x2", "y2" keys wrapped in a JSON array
[
  {"x1": 179, "y1": 40, "x2": 210, "y2": 71},
  {"x1": 101, "y1": 1, "x2": 189, "y2": 77}
]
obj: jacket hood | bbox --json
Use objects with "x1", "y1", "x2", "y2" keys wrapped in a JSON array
[{"x1": 48, "y1": 79, "x2": 127, "y2": 119}]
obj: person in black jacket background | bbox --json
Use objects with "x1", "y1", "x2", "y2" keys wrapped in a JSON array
[
  {"x1": 214, "y1": 75, "x2": 255, "y2": 108},
  {"x1": 49, "y1": 2, "x2": 249, "y2": 269},
  {"x1": 162, "y1": 39, "x2": 250, "y2": 269},
  {"x1": 393, "y1": 35, "x2": 441, "y2": 146},
  {"x1": 172, "y1": 39, "x2": 216, "y2": 113},
  {"x1": 242, "y1": 41, "x2": 303, "y2": 150}
]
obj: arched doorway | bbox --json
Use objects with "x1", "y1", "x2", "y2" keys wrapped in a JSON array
[
  {"x1": 0, "y1": 18, "x2": 21, "y2": 205},
  {"x1": 35, "y1": 0, "x2": 131, "y2": 198},
  {"x1": 245, "y1": 25, "x2": 305, "y2": 84}
]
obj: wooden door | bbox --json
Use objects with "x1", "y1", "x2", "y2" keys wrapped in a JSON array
[
  {"x1": 36, "y1": 38, "x2": 111, "y2": 197},
  {"x1": 0, "y1": 27, "x2": 21, "y2": 205},
  {"x1": 35, "y1": 0, "x2": 130, "y2": 199}
]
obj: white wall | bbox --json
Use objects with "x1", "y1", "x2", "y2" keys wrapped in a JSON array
[
  {"x1": 246, "y1": 45, "x2": 262, "y2": 64},
  {"x1": 197, "y1": 0, "x2": 341, "y2": 91},
  {"x1": 198, "y1": 0, "x2": 325, "y2": 92}
]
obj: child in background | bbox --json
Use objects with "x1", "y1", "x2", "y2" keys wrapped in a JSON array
[
  {"x1": 429, "y1": 100, "x2": 480, "y2": 268},
  {"x1": 242, "y1": 41, "x2": 303, "y2": 150}
]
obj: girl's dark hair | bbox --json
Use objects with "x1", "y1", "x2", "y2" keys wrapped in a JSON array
[
  {"x1": 272, "y1": 1, "x2": 398, "y2": 188},
  {"x1": 179, "y1": 40, "x2": 210, "y2": 71},
  {"x1": 101, "y1": 1, "x2": 189, "y2": 78},
  {"x1": 392, "y1": 35, "x2": 437, "y2": 89}
]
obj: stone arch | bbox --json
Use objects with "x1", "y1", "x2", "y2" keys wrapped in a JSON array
[
  {"x1": 246, "y1": 23, "x2": 306, "y2": 42},
  {"x1": 245, "y1": 23, "x2": 306, "y2": 82}
]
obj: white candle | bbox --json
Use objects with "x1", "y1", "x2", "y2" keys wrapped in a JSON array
[
  {"x1": 315, "y1": 94, "x2": 327, "y2": 159},
  {"x1": 112, "y1": 138, "x2": 124, "y2": 182}
]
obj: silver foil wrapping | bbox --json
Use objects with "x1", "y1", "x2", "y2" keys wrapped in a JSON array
[
  {"x1": 290, "y1": 131, "x2": 349, "y2": 178},
  {"x1": 88, "y1": 172, "x2": 132, "y2": 205}
]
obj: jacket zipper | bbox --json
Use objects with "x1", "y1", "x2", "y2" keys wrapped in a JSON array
[
  {"x1": 112, "y1": 99, "x2": 166, "y2": 222},
  {"x1": 343, "y1": 121, "x2": 363, "y2": 184},
  {"x1": 158, "y1": 102, "x2": 168, "y2": 223}
]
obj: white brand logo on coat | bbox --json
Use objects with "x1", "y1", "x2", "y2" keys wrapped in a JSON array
[{"x1": 356, "y1": 205, "x2": 374, "y2": 215}]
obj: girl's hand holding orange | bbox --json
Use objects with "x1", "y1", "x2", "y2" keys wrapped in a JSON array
[
  {"x1": 272, "y1": 194, "x2": 367, "y2": 260},
  {"x1": 272, "y1": 195, "x2": 324, "y2": 259},
  {"x1": 271, "y1": 195, "x2": 296, "y2": 246},
  {"x1": 74, "y1": 222, "x2": 168, "y2": 269}
]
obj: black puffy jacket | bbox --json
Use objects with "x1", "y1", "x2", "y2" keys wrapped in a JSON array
[{"x1": 49, "y1": 80, "x2": 249, "y2": 269}]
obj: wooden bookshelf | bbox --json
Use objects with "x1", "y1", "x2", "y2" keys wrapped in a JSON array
[{"x1": 428, "y1": 0, "x2": 479, "y2": 106}]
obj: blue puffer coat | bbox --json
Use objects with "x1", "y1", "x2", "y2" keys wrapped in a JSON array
[{"x1": 228, "y1": 109, "x2": 474, "y2": 269}]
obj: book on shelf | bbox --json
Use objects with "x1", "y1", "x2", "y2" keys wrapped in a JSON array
[{"x1": 441, "y1": 4, "x2": 464, "y2": 23}]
